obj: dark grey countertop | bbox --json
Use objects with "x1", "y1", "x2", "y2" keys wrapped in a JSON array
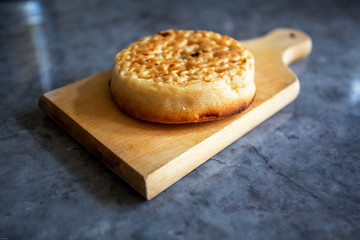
[{"x1": 1, "y1": 0, "x2": 359, "y2": 239}]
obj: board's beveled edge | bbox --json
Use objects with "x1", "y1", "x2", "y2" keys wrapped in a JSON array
[
  {"x1": 144, "y1": 78, "x2": 300, "y2": 200},
  {"x1": 39, "y1": 93, "x2": 148, "y2": 199}
]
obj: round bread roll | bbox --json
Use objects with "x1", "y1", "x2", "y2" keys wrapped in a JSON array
[{"x1": 110, "y1": 29, "x2": 255, "y2": 123}]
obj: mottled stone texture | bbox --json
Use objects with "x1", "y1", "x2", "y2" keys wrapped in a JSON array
[{"x1": 0, "y1": 0, "x2": 359, "y2": 239}]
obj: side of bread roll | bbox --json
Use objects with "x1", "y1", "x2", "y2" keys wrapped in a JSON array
[{"x1": 110, "y1": 29, "x2": 255, "y2": 123}]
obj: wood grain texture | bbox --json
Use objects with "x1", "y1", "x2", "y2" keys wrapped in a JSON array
[{"x1": 39, "y1": 28, "x2": 312, "y2": 200}]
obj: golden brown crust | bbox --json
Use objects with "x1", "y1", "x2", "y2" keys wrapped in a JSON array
[
  {"x1": 113, "y1": 29, "x2": 253, "y2": 88},
  {"x1": 110, "y1": 29, "x2": 256, "y2": 124}
]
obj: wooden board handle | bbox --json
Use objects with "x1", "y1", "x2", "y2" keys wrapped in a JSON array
[{"x1": 241, "y1": 28, "x2": 312, "y2": 65}]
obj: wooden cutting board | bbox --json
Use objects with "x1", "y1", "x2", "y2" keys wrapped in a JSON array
[{"x1": 39, "y1": 28, "x2": 312, "y2": 200}]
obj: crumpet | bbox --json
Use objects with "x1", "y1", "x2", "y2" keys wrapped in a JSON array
[{"x1": 110, "y1": 29, "x2": 255, "y2": 123}]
